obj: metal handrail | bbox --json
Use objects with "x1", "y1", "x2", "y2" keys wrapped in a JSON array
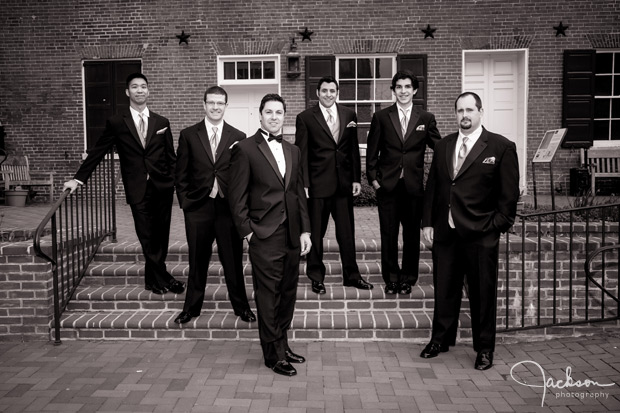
[
  {"x1": 584, "y1": 244, "x2": 620, "y2": 304},
  {"x1": 33, "y1": 150, "x2": 117, "y2": 345}
]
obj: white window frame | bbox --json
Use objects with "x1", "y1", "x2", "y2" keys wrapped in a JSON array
[
  {"x1": 217, "y1": 55, "x2": 280, "y2": 86},
  {"x1": 593, "y1": 49, "x2": 620, "y2": 146}
]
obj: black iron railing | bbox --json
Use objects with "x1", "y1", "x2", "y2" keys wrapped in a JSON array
[
  {"x1": 500, "y1": 202, "x2": 620, "y2": 332},
  {"x1": 33, "y1": 150, "x2": 117, "y2": 344}
]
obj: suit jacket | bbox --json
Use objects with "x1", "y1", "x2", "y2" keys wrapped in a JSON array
[
  {"x1": 175, "y1": 120, "x2": 245, "y2": 211},
  {"x1": 75, "y1": 108, "x2": 176, "y2": 204},
  {"x1": 228, "y1": 130, "x2": 311, "y2": 248},
  {"x1": 421, "y1": 127, "x2": 520, "y2": 241},
  {"x1": 366, "y1": 103, "x2": 441, "y2": 195},
  {"x1": 295, "y1": 103, "x2": 361, "y2": 198}
]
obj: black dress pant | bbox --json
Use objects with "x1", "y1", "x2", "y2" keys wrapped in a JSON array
[
  {"x1": 182, "y1": 196, "x2": 249, "y2": 315},
  {"x1": 306, "y1": 195, "x2": 361, "y2": 283},
  {"x1": 248, "y1": 225, "x2": 300, "y2": 365},
  {"x1": 376, "y1": 179, "x2": 422, "y2": 284},
  {"x1": 129, "y1": 180, "x2": 174, "y2": 289},
  {"x1": 430, "y1": 229, "x2": 500, "y2": 352}
]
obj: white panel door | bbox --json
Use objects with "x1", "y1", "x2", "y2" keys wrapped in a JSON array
[
  {"x1": 464, "y1": 51, "x2": 527, "y2": 190},
  {"x1": 225, "y1": 85, "x2": 278, "y2": 136}
]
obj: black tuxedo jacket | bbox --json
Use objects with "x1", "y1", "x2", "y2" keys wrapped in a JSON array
[
  {"x1": 74, "y1": 108, "x2": 176, "y2": 204},
  {"x1": 366, "y1": 103, "x2": 440, "y2": 196},
  {"x1": 422, "y1": 127, "x2": 520, "y2": 241},
  {"x1": 295, "y1": 104, "x2": 361, "y2": 198},
  {"x1": 228, "y1": 130, "x2": 311, "y2": 248},
  {"x1": 175, "y1": 120, "x2": 245, "y2": 211}
]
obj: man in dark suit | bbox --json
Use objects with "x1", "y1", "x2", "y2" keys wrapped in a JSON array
[
  {"x1": 173, "y1": 86, "x2": 255, "y2": 325},
  {"x1": 64, "y1": 73, "x2": 184, "y2": 296},
  {"x1": 228, "y1": 94, "x2": 311, "y2": 377},
  {"x1": 366, "y1": 70, "x2": 441, "y2": 295},
  {"x1": 295, "y1": 76, "x2": 372, "y2": 294},
  {"x1": 420, "y1": 92, "x2": 519, "y2": 370}
]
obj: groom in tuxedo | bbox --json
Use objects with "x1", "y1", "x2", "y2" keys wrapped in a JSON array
[{"x1": 228, "y1": 94, "x2": 311, "y2": 377}]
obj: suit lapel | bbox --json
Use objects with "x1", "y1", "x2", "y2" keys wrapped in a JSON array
[
  {"x1": 255, "y1": 132, "x2": 284, "y2": 186},
  {"x1": 197, "y1": 121, "x2": 215, "y2": 164},
  {"x1": 446, "y1": 134, "x2": 458, "y2": 179},
  {"x1": 123, "y1": 111, "x2": 144, "y2": 148},
  {"x1": 388, "y1": 105, "x2": 404, "y2": 141},
  {"x1": 216, "y1": 123, "x2": 233, "y2": 162},
  {"x1": 144, "y1": 114, "x2": 156, "y2": 147},
  {"x1": 312, "y1": 105, "x2": 334, "y2": 142},
  {"x1": 404, "y1": 107, "x2": 421, "y2": 141},
  {"x1": 455, "y1": 129, "x2": 488, "y2": 178},
  {"x1": 335, "y1": 104, "x2": 346, "y2": 142},
  {"x1": 283, "y1": 143, "x2": 292, "y2": 190}
]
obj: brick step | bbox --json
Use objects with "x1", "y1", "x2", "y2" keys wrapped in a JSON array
[
  {"x1": 67, "y1": 284, "x2": 442, "y2": 312},
  {"x1": 56, "y1": 309, "x2": 472, "y2": 342}
]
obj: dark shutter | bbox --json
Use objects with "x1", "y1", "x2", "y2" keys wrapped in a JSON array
[
  {"x1": 397, "y1": 54, "x2": 428, "y2": 110},
  {"x1": 84, "y1": 60, "x2": 141, "y2": 149},
  {"x1": 304, "y1": 56, "x2": 335, "y2": 108},
  {"x1": 561, "y1": 50, "x2": 595, "y2": 148}
]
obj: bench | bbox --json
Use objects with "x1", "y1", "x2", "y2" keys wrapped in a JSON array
[
  {"x1": 0, "y1": 154, "x2": 55, "y2": 202},
  {"x1": 586, "y1": 147, "x2": 620, "y2": 195}
]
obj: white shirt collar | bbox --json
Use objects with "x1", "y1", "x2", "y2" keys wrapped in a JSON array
[
  {"x1": 261, "y1": 128, "x2": 282, "y2": 142},
  {"x1": 458, "y1": 125, "x2": 483, "y2": 146},
  {"x1": 205, "y1": 119, "x2": 223, "y2": 136},
  {"x1": 396, "y1": 103, "x2": 412, "y2": 118},
  {"x1": 130, "y1": 106, "x2": 149, "y2": 119},
  {"x1": 319, "y1": 103, "x2": 337, "y2": 121}
]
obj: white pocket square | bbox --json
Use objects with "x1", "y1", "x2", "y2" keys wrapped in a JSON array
[
  {"x1": 156, "y1": 127, "x2": 168, "y2": 135},
  {"x1": 229, "y1": 141, "x2": 239, "y2": 150},
  {"x1": 346, "y1": 121, "x2": 357, "y2": 128},
  {"x1": 482, "y1": 157, "x2": 496, "y2": 164},
  {"x1": 416, "y1": 124, "x2": 425, "y2": 131}
]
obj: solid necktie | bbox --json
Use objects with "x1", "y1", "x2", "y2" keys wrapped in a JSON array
[
  {"x1": 209, "y1": 126, "x2": 220, "y2": 198},
  {"x1": 138, "y1": 113, "x2": 146, "y2": 147},
  {"x1": 268, "y1": 133, "x2": 283, "y2": 143},
  {"x1": 326, "y1": 108, "x2": 339, "y2": 140},
  {"x1": 454, "y1": 136, "x2": 469, "y2": 176},
  {"x1": 400, "y1": 108, "x2": 408, "y2": 138}
]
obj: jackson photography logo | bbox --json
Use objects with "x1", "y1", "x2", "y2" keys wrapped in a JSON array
[{"x1": 510, "y1": 360, "x2": 616, "y2": 407}]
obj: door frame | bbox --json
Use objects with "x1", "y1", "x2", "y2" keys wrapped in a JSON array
[{"x1": 462, "y1": 48, "x2": 529, "y2": 193}]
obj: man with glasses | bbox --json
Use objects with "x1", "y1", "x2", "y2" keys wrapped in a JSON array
[{"x1": 174, "y1": 86, "x2": 256, "y2": 325}]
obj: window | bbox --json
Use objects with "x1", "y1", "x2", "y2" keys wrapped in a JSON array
[
  {"x1": 594, "y1": 51, "x2": 620, "y2": 141},
  {"x1": 336, "y1": 56, "x2": 396, "y2": 142},
  {"x1": 218, "y1": 56, "x2": 279, "y2": 85}
]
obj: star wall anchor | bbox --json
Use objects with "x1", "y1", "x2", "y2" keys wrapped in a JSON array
[
  {"x1": 553, "y1": 22, "x2": 568, "y2": 37},
  {"x1": 298, "y1": 27, "x2": 314, "y2": 42},
  {"x1": 421, "y1": 24, "x2": 437, "y2": 39},
  {"x1": 176, "y1": 30, "x2": 191, "y2": 45}
]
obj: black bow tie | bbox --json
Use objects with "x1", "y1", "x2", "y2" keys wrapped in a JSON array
[{"x1": 268, "y1": 133, "x2": 283, "y2": 143}]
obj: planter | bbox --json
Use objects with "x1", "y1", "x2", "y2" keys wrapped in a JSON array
[{"x1": 5, "y1": 189, "x2": 29, "y2": 207}]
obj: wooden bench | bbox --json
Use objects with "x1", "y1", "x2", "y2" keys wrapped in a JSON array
[
  {"x1": 0, "y1": 154, "x2": 55, "y2": 202},
  {"x1": 586, "y1": 147, "x2": 620, "y2": 195}
]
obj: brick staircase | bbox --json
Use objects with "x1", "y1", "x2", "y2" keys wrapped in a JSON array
[{"x1": 58, "y1": 240, "x2": 473, "y2": 341}]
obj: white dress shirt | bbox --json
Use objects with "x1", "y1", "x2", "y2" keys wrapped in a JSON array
[
  {"x1": 130, "y1": 106, "x2": 150, "y2": 140},
  {"x1": 261, "y1": 129, "x2": 286, "y2": 177}
]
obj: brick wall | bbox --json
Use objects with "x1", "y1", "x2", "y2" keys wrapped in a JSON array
[{"x1": 1, "y1": 0, "x2": 618, "y2": 198}]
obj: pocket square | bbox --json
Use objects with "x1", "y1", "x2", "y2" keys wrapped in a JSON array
[
  {"x1": 346, "y1": 121, "x2": 357, "y2": 128},
  {"x1": 229, "y1": 141, "x2": 239, "y2": 150},
  {"x1": 482, "y1": 157, "x2": 496, "y2": 164},
  {"x1": 156, "y1": 127, "x2": 168, "y2": 135},
  {"x1": 416, "y1": 124, "x2": 425, "y2": 131}
]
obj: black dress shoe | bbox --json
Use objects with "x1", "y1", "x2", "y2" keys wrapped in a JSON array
[
  {"x1": 234, "y1": 309, "x2": 256, "y2": 322},
  {"x1": 475, "y1": 351, "x2": 494, "y2": 370},
  {"x1": 420, "y1": 342, "x2": 449, "y2": 359},
  {"x1": 285, "y1": 350, "x2": 306, "y2": 364},
  {"x1": 266, "y1": 360, "x2": 297, "y2": 376},
  {"x1": 147, "y1": 285, "x2": 168, "y2": 295},
  {"x1": 399, "y1": 282, "x2": 412, "y2": 294},
  {"x1": 384, "y1": 282, "x2": 398, "y2": 294},
  {"x1": 344, "y1": 279, "x2": 374, "y2": 290},
  {"x1": 167, "y1": 280, "x2": 186, "y2": 294},
  {"x1": 312, "y1": 281, "x2": 326, "y2": 294},
  {"x1": 174, "y1": 311, "x2": 198, "y2": 324}
]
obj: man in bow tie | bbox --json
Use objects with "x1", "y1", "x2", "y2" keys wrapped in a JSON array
[
  {"x1": 63, "y1": 73, "x2": 184, "y2": 296},
  {"x1": 228, "y1": 94, "x2": 311, "y2": 377},
  {"x1": 295, "y1": 76, "x2": 372, "y2": 294},
  {"x1": 173, "y1": 86, "x2": 255, "y2": 325},
  {"x1": 420, "y1": 92, "x2": 519, "y2": 370},
  {"x1": 366, "y1": 70, "x2": 441, "y2": 296}
]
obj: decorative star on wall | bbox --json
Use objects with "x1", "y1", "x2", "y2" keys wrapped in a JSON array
[
  {"x1": 176, "y1": 30, "x2": 191, "y2": 45},
  {"x1": 421, "y1": 24, "x2": 437, "y2": 39},
  {"x1": 553, "y1": 22, "x2": 569, "y2": 37},
  {"x1": 298, "y1": 27, "x2": 314, "y2": 42}
]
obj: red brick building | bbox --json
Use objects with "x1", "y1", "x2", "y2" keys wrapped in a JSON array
[{"x1": 1, "y1": 0, "x2": 618, "y2": 198}]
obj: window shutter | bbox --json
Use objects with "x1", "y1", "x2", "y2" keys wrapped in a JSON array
[
  {"x1": 305, "y1": 56, "x2": 335, "y2": 109},
  {"x1": 397, "y1": 54, "x2": 428, "y2": 110},
  {"x1": 561, "y1": 50, "x2": 595, "y2": 148}
]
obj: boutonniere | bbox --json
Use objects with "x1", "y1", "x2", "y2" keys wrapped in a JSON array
[
  {"x1": 482, "y1": 157, "x2": 496, "y2": 164},
  {"x1": 156, "y1": 127, "x2": 168, "y2": 135},
  {"x1": 416, "y1": 125, "x2": 425, "y2": 131},
  {"x1": 346, "y1": 121, "x2": 357, "y2": 128},
  {"x1": 229, "y1": 141, "x2": 239, "y2": 150}
]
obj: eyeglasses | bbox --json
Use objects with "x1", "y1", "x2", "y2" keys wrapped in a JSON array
[{"x1": 205, "y1": 101, "x2": 227, "y2": 107}]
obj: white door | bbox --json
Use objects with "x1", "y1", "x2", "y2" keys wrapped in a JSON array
[
  {"x1": 225, "y1": 85, "x2": 279, "y2": 136},
  {"x1": 463, "y1": 51, "x2": 528, "y2": 191}
]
